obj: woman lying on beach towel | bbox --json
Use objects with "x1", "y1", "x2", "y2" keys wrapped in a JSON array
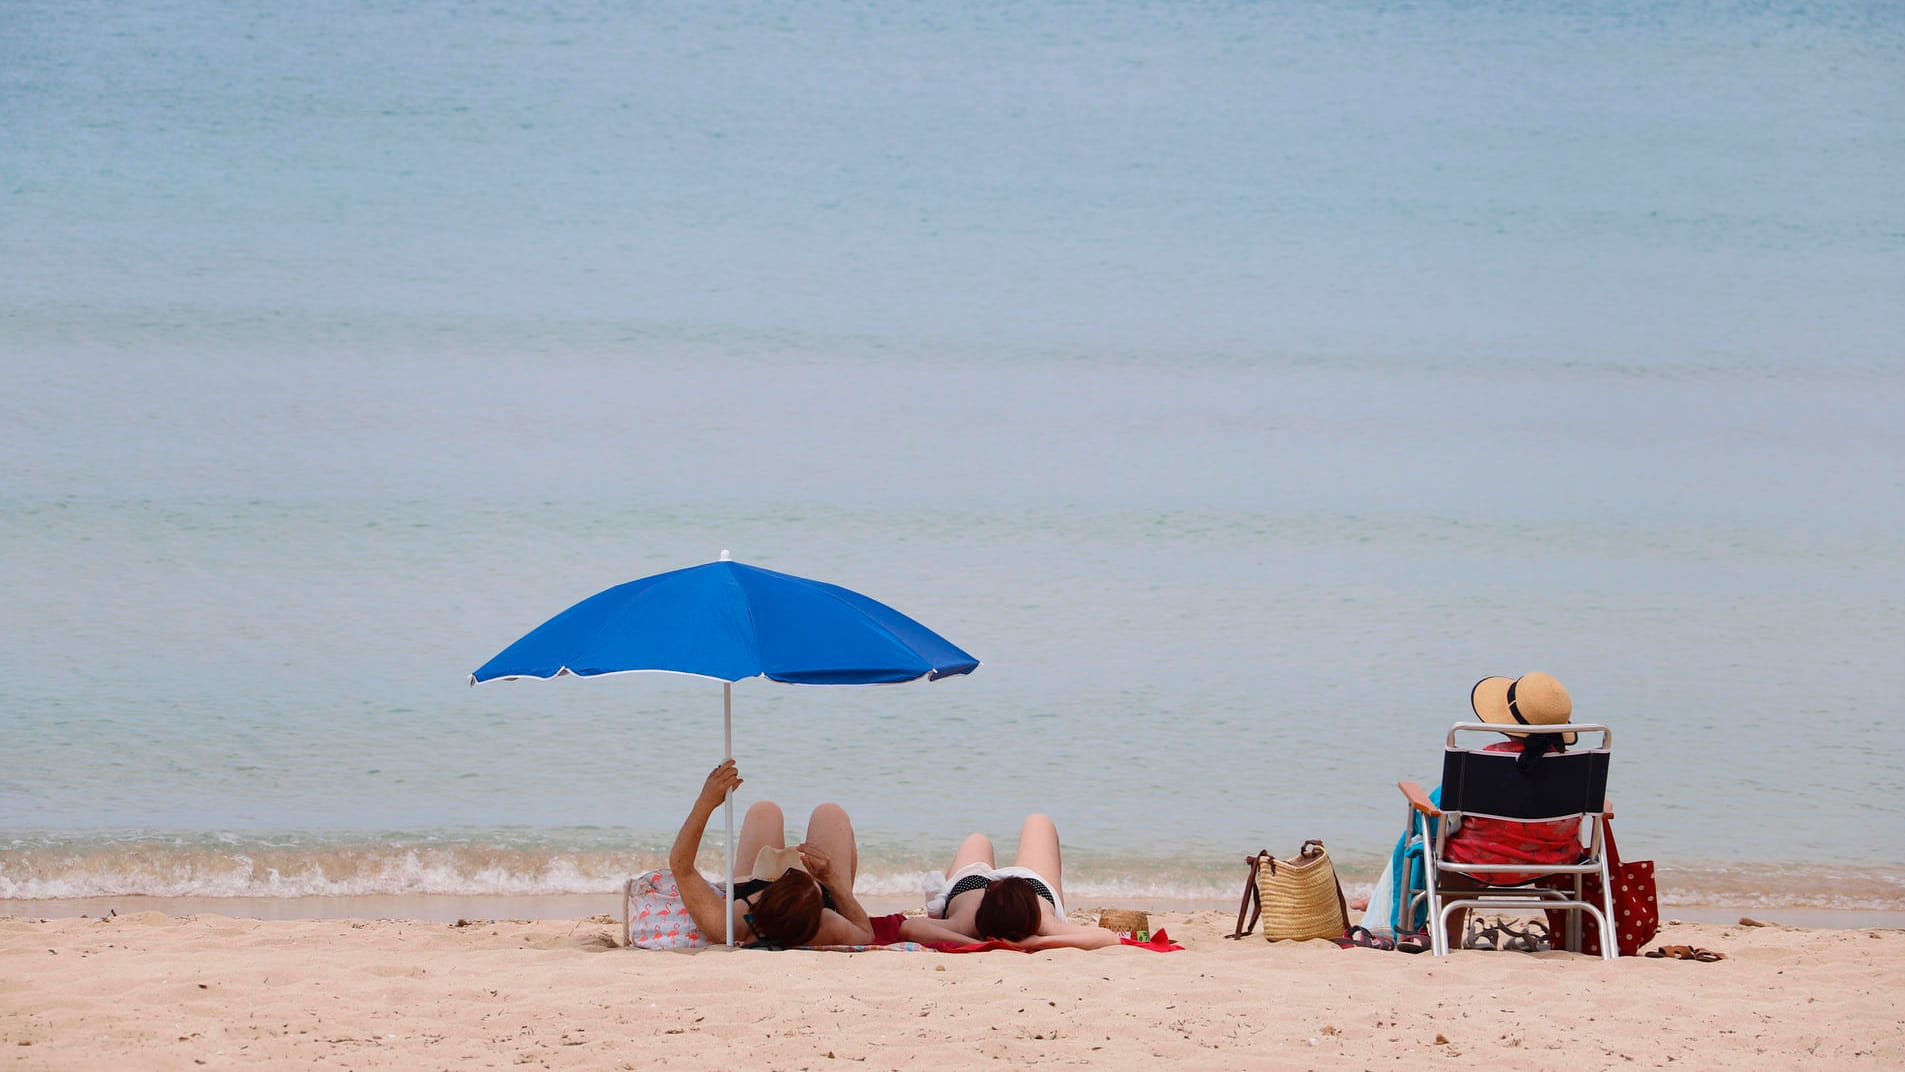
[
  {"x1": 925, "y1": 814, "x2": 1121, "y2": 951},
  {"x1": 668, "y1": 759, "x2": 882, "y2": 948}
]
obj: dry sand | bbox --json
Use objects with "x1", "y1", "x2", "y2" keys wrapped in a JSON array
[{"x1": 4, "y1": 907, "x2": 1900, "y2": 1070}]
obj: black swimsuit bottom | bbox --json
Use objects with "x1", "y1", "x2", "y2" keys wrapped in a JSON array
[{"x1": 947, "y1": 872, "x2": 1057, "y2": 909}]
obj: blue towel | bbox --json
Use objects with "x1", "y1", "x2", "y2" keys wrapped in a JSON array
[{"x1": 1389, "y1": 786, "x2": 1441, "y2": 934}]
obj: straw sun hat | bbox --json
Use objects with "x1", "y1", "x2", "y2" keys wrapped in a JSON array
[
  {"x1": 1470, "y1": 671, "x2": 1576, "y2": 745},
  {"x1": 750, "y1": 846, "x2": 810, "y2": 883}
]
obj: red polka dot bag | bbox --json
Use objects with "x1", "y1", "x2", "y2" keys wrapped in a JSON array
[{"x1": 1546, "y1": 820, "x2": 1659, "y2": 957}]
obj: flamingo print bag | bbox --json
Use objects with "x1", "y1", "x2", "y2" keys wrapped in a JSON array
[{"x1": 622, "y1": 869, "x2": 713, "y2": 950}]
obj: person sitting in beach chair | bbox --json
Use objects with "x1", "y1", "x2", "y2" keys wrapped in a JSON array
[
  {"x1": 1440, "y1": 674, "x2": 1589, "y2": 882},
  {"x1": 925, "y1": 814, "x2": 1121, "y2": 950},
  {"x1": 1393, "y1": 672, "x2": 1618, "y2": 958},
  {"x1": 668, "y1": 759, "x2": 879, "y2": 948}
]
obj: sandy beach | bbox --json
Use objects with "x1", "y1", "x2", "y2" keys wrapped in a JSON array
[{"x1": 5, "y1": 904, "x2": 1899, "y2": 1071}]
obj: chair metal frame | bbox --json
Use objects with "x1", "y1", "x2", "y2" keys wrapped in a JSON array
[{"x1": 1397, "y1": 722, "x2": 1616, "y2": 959}]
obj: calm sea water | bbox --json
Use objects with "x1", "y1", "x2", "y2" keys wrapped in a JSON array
[{"x1": 3, "y1": 0, "x2": 1901, "y2": 912}]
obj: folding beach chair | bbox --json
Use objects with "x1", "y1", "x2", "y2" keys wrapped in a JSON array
[{"x1": 1396, "y1": 722, "x2": 1615, "y2": 959}]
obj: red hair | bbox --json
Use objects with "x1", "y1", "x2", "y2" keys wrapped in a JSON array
[{"x1": 749, "y1": 872, "x2": 823, "y2": 947}]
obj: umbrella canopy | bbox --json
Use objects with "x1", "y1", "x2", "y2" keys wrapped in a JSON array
[
  {"x1": 470, "y1": 554, "x2": 978, "y2": 945},
  {"x1": 471, "y1": 558, "x2": 979, "y2": 686}
]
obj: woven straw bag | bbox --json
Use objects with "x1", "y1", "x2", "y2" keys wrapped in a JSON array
[
  {"x1": 1225, "y1": 840, "x2": 1350, "y2": 942},
  {"x1": 1098, "y1": 908, "x2": 1151, "y2": 942}
]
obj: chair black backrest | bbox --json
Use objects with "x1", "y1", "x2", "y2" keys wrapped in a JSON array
[{"x1": 1437, "y1": 745, "x2": 1610, "y2": 822}]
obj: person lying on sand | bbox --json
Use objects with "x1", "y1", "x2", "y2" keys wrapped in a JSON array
[
  {"x1": 924, "y1": 814, "x2": 1121, "y2": 950},
  {"x1": 668, "y1": 759, "x2": 879, "y2": 948},
  {"x1": 668, "y1": 759, "x2": 976, "y2": 949}
]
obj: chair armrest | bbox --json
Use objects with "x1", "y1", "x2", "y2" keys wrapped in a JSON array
[{"x1": 1398, "y1": 781, "x2": 1440, "y2": 817}]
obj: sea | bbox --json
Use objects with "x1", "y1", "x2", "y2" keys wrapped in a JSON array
[{"x1": 3, "y1": 0, "x2": 1902, "y2": 921}]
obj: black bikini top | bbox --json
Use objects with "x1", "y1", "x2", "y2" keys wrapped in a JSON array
[
  {"x1": 732, "y1": 876, "x2": 838, "y2": 912},
  {"x1": 946, "y1": 872, "x2": 1058, "y2": 910}
]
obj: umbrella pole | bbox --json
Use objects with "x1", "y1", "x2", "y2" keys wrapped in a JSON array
[{"x1": 724, "y1": 681, "x2": 734, "y2": 947}]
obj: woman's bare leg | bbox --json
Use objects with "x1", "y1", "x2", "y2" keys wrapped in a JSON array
[
  {"x1": 948, "y1": 832, "x2": 996, "y2": 874},
  {"x1": 1011, "y1": 813, "x2": 1065, "y2": 908},
  {"x1": 803, "y1": 802, "x2": 859, "y2": 884},
  {"x1": 734, "y1": 800, "x2": 786, "y2": 874}
]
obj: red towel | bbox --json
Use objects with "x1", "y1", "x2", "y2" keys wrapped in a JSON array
[
  {"x1": 1120, "y1": 928, "x2": 1183, "y2": 951},
  {"x1": 924, "y1": 939, "x2": 1032, "y2": 954},
  {"x1": 923, "y1": 928, "x2": 1182, "y2": 953}
]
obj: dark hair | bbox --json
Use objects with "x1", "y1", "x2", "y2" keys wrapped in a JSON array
[
  {"x1": 749, "y1": 872, "x2": 824, "y2": 947},
  {"x1": 974, "y1": 876, "x2": 1042, "y2": 941}
]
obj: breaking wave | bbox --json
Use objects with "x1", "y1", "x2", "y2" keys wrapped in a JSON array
[{"x1": 3, "y1": 837, "x2": 1903, "y2": 913}]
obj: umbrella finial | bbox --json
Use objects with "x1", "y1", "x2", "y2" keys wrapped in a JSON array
[{"x1": 719, "y1": 549, "x2": 731, "y2": 561}]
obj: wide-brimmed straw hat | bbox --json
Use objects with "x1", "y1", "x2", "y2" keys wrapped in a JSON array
[
  {"x1": 1471, "y1": 672, "x2": 1576, "y2": 745},
  {"x1": 750, "y1": 845, "x2": 810, "y2": 883}
]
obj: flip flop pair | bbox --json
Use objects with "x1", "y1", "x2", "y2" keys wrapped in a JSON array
[
  {"x1": 1645, "y1": 944, "x2": 1727, "y2": 962},
  {"x1": 1336, "y1": 926, "x2": 1435, "y2": 953}
]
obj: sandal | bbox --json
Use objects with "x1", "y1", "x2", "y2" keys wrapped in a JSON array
[
  {"x1": 1463, "y1": 918, "x2": 1503, "y2": 951},
  {"x1": 1521, "y1": 919, "x2": 1551, "y2": 951},
  {"x1": 1498, "y1": 919, "x2": 1551, "y2": 953},
  {"x1": 1394, "y1": 931, "x2": 1432, "y2": 954},
  {"x1": 1335, "y1": 926, "x2": 1397, "y2": 950},
  {"x1": 1645, "y1": 945, "x2": 1727, "y2": 962}
]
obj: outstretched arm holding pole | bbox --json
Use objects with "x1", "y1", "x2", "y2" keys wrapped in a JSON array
[{"x1": 669, "y1": 759, "x2": 746, "y2": 947}]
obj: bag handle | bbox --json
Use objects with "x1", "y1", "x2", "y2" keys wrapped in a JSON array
[
  {"x1": 1305, "y1": 839, "x2": 1352, "y2": 933},
  {"x1": 1224, "y1": 851, "x2": 1270, "y2": 939}
]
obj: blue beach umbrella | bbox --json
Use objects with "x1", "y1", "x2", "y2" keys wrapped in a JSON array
[{"x1": 471, "y1": 552, "x2": 979, "y2": 944}]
